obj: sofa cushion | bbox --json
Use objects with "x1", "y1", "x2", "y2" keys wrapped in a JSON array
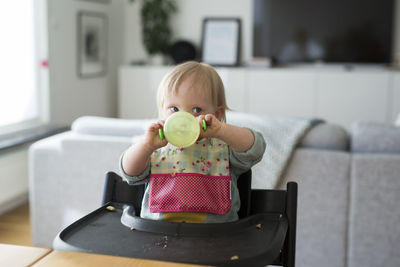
[
  {"x1": 349, "y1": 154, "x2": 400, "y2": 267},
  {"x1": 71, "y1": 116, "x2": 152, "y2": 137},
  {"x1": 281, "y1": 148, "x2": 351, "y2": 267},
  {"x1": 298, "y1": 123, "x2": 349, "y2": 151},
  {"x1": 351, "y1": 121, "x2": 400, "y2": 153}
]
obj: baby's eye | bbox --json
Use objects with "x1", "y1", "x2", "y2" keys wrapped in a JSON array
[
  {"x1": 170, "y1": 106, "x2": 179, "y2": 112},
  {"x1": 192, "y1": 107, "x2": 202, "y2": 114}
]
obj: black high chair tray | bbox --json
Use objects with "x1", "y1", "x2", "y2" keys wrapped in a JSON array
[{"x1": 53, "y1": 202, "x2": 288, "y2": 266}]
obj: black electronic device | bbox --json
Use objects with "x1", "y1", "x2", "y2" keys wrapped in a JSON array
[{"x1": 253, "y1": 0, "x2": 394, "y2": 64}]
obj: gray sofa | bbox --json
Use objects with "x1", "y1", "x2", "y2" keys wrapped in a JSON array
[{"x1": 28, "y1": 113, "x2": 400, "y2": 267}]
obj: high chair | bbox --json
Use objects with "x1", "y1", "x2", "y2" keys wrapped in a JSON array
[{"x1": 53, "y1": 170, "x2": 297, "y2": 267}]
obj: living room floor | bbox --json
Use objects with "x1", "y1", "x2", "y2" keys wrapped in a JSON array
[{"x1": 0, "y1": 203, "x2": 31, "y2": 246}]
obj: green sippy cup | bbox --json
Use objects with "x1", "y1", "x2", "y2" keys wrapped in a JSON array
[{"x1": 159, "y1": 111, "x2": 207, "y2": 148}]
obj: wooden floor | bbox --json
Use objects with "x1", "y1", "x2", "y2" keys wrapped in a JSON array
[{"x1": 0, "y1": 203, "x2": 32, "y2": 246}]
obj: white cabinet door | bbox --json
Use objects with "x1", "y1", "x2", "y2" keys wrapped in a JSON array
[
  {"x1": 216, "y1": 68, "x2": 247, "y2": 112},
  {"x1": 247, "y1": 70, "x2": 316, "y2": 117},
  {"x1": 118, "y1": 66, "x2": 172, "y2": 119},
  {"x1": 316, "y1": 71, "x2": 390, "y2": 129},
  {"x1": 392, "y1": 73, "x2": 400, "y2": 123}
]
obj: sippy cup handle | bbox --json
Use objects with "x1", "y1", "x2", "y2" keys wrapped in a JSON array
[
  {"x1": 159, "y1": 128, "x2": 165, "y2": 139},
  {"x1": 202, "y1": 119, "x2": 207, "y2": 132},
  {"x1": 159, "y1": 119, "x2": 207, "y2": 140}
]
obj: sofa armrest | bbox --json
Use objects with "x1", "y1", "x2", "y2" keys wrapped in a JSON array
[
  {"x1": 351, "y1": 121, "x2": 400, "y2": 153},
  {"x1": 71, "y1": 116, "x2": 154, "y2": 137},
  {"x1": 28, "y1": 131, "x2": 133, "y2": 247}
]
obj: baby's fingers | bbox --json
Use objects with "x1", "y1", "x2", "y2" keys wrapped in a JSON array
[
  {"x1": 157, "y1": 120, "x2": 165, "y2": 128},
  {"x1": 204, "y1": 114, "x2": 217, "y2": 124},
  {"x1": 148, "y1": 120, "x2": 165, "y2": 132},
  {"x1": 197, "y1": 115, "x2": 208, "y2": 131}
]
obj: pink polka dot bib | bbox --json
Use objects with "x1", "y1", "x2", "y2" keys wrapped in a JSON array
[{"x1": 149, "y1": 138, "x2": 232, "y2": 215}]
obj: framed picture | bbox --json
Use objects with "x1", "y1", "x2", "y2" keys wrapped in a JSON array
[
  {"x1": 77, "y1": 11, "x2": 107, "y2": 78},
  {"x1": 201, "y1": 18, "x2": 241, "y2": 66}
]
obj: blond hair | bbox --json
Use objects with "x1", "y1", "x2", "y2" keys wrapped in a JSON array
[{"x1": 156, "y1": 61, "x2": 229, "y2": 120}]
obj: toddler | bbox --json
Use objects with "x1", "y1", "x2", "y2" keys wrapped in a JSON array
[{"x1": 120, "y1": 61, "x2": 266, "y2": 223}]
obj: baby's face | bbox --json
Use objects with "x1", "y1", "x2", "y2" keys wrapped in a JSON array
[{"x1": 161, "y1": 76, "x2": 223, "y2": 120}]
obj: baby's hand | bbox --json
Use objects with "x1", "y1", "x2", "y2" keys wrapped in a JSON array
[
  {"x1": 144, "y1": 120, "x2": 168, "y2": 150},
  {"x1": 198, "y1": 114, "x2": 224, "y2": 140}
]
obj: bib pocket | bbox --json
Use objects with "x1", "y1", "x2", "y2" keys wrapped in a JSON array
[{"x1": 149, "y1": 173, "x2": 232, "y2": 215}]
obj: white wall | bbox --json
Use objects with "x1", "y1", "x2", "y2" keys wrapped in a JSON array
[
  {"x1": 47, "y1": 0, "x2": 124, "y2": 126},
  {"x1": 123, "y1": 0, "x2": 253, "y2": 64},
  {"x1": 123, "y1": 1, "x2": 146, "y2": 64}
]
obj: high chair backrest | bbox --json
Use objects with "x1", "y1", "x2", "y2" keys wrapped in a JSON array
[
  {"x1": 102, "y1": 172, "x2": 145, "y2": 215},
  {"x1": 251, "y1": 182, "x2": 298, "y2": 267},
  {"x1": 236, "y1": 169, "x2": 252, "y2": 219}
]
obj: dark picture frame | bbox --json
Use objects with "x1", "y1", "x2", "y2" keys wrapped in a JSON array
[
  {"x1": 77, "y1": 11, "x2": 107, "y2": 78},
  {"x1": 201, "y1": 18, "x2": 241, "y2": 66}
]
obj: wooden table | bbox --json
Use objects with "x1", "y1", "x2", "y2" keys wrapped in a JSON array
[
  {"x1": 0, "y1": 244, "x2": 51, "y2": 267},
  {"x1": 0, "y1": 244, "x2": 208, "y2": 267}
]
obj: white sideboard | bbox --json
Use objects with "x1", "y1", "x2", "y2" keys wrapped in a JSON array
[{"x1": 118, "y1": 65, "x2": 400, "y2": 129}]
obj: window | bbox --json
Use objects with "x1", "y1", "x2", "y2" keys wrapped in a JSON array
[{"x1": 0, "y1": 1, "x2": 46, "y2": 135}]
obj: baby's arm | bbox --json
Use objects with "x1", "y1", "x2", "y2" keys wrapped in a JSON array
[
  {"x1": 217, "y1": 123, "x2": 254, "y2": 152},
  {"x1": 122, "y1": 120, "x2": 167, "y2": 176},
  {"x1": 199, "y1": 114, "x2": 254, "y2": 152}
]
